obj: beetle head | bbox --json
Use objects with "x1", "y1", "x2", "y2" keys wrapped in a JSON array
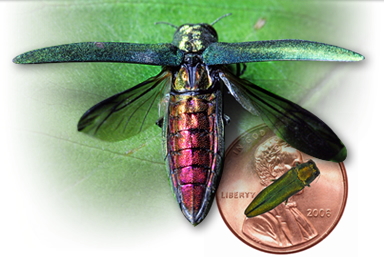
[
  {"x1": 173, "y1": 23, "x2": 218, "y2": 53},
  {"x1": 297, "y1": 160, "x2": 320, "y2": 185}
]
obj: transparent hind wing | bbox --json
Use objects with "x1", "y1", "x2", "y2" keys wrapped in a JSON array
[
  {"x1": 219, "y1": 69, "x2": 346, "y2": 162},
  {"x1": 78, "y1": 69, "x2": 172, "y2": 142}
]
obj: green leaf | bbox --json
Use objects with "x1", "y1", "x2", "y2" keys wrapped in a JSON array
[{"x1": 11, "y1": 0, "x2": 361, "y2": 232}]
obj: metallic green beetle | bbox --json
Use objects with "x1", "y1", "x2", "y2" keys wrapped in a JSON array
[
  {"x1": 245, "y1": 160, "x2": 320, "y2": 217},
  {"x1": 13, "y1": 15, "x2": 360, "y2": 225}
]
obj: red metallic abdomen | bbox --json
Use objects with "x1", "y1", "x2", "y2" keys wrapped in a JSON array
[{"x1": 166, "y1": 92, "x2": 224, "y2": 225}]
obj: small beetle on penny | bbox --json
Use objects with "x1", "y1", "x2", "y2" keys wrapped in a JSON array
[{"x1": 245, "y1": 160, "x2": 320, "y2": 217}]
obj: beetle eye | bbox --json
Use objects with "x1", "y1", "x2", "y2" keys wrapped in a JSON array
[{"x1": 200, "y1": 23, "x2": 218, "y2": 40}]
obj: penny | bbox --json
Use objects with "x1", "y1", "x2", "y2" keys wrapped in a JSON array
[{"x1": 216, "y1": 124, "x2": 348, "y2": 254}]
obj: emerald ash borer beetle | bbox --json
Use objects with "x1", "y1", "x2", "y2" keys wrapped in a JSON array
[
  {"x1": 13, "y1": 14, "x2": 364, "y2": 225},
  {"x1": 245, "y1": 160, "x2": 320, "y2": 217}
]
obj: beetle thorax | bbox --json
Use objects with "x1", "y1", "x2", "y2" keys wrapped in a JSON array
[
  {"x1": 173, "y1": 24, "x2": 218, "y2": 53},
  {"x1": 172, "y1": 63, "x2": 212, "y2": 92}
]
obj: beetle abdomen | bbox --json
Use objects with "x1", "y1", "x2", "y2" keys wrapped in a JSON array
[{"x1": 166, "y1": 93, "x2": 224, "y2": 225}]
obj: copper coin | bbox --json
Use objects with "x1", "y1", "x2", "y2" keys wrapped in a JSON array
[{"x1": 217, "y1": 124, "x2": 348, "y2": 254}]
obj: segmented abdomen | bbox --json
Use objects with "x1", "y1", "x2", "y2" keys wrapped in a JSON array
[{"x1": 166, "y1": 92, "x2": 224, "y2": 225}]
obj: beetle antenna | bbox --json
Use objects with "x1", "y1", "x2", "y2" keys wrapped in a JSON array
[
  {"x1": 154, "y1": 21, "x2": 178, "y2": 29},
  {"x1": 211, "y1": 13, "x2": 232, "y2": 26}
]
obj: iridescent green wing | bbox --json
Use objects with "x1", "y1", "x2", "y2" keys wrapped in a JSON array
[
  {"x1": 13, "y1": 42, "x2": 179, "y2": 141},
  {"x1": 78, "y1": 70, "x2": 172, "y2": 142},
  {"x1": 13, "y1": 42, "x2": 183, "y2": 66},
  {"x1": 219, "y1": 69, "x2": 346, "y2": 162},
  {"x1": 209, "y1": 39, "x2": 363, "y2": 162},
  {"x1": 202, "y1": 40, "x2": 364, "y2": 64}
]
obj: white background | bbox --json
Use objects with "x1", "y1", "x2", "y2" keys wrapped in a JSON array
[{"x1": 0, "y1": 1, "x2": 381, "y2": 257}]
